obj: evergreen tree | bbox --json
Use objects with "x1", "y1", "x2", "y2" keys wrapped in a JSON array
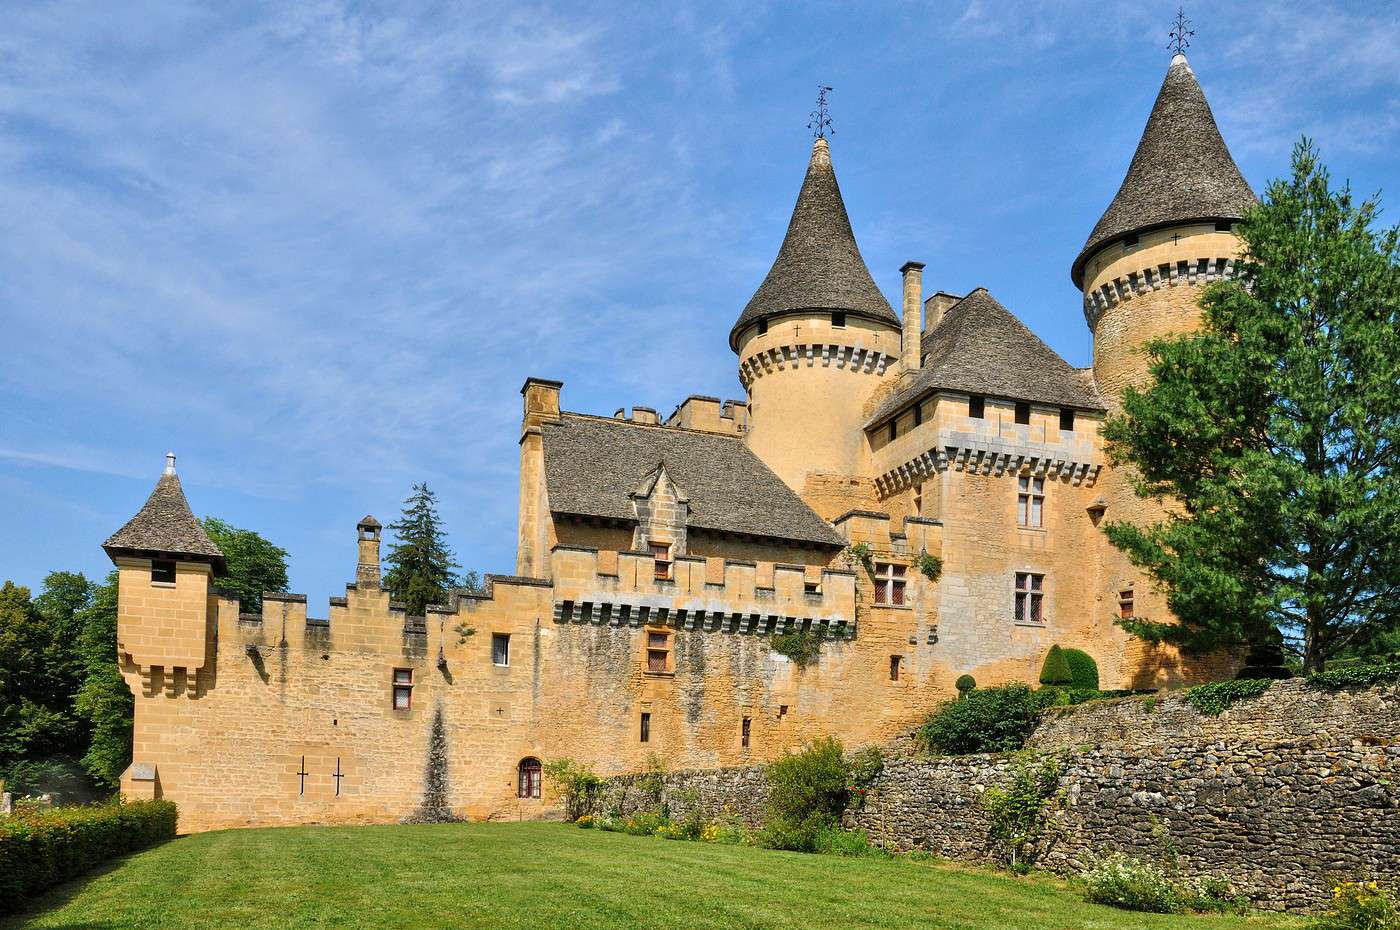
[
  {"x1": 1103, "y1": 140, "x2": 1400, "y2": 672},
  {"x1": 199, "y1": 517, "x2": 290, "y2": 614},
  {"x1": 382, "y1": 483, "x2": 462, "y2": 616}
]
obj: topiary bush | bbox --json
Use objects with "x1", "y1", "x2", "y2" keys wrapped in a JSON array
[
  {"x1": 0, "y1": 799, "x2": 178, "y2": 913},
  {"x1": 955, "y1": 674, "x2": 977, "y2": 698},
  {"x1": 1039, "y1": 645, "x2": 1073, "y2": 686},
  {"x1": 916, "y1": 683, "x2": 1054, "y2": 755},
  {"x1": 1061, "y1": 648, "x2": 1100, "y2": 690}
]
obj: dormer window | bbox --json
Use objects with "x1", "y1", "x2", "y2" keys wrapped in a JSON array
[
  {"x1": 151, "y1": 560, "x2": 176, "y2": 585},
  {"x1": 831, "y1": 311, "x2": 846, "y2": 328}
]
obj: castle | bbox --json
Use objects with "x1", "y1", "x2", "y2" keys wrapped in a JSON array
[{"x1": 104, "y1": 53, "x2": 1252, "y2": 830}]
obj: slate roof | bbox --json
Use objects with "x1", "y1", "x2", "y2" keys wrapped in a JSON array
[
  {"x1": 730, "y1": 138, "x2": 898, "y2": 350},
  {"x1": 866, "y1": 288, "x2": 1105, "y2": 428},
  {"x1": 1072, "y1": 54, "x2": 1256, "y2": 287},
  {"x1": 103, "y1": 471, "x2": 227, "y2": 573},
  {"x1": 542, "y1": 414, "x2": 844, "y2": 548}
]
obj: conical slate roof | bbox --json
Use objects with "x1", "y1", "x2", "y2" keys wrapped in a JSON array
[
  {"x1": 866, "y1": 288, "x2": 1105, "y2": 428},
  {"x1": 730, "y1": 137, "x2": 898, "y2": 350},
  {"x1": 103, "y1": 456, "x2": 226, "y2": 573},
  {"x1": 1071, "y1": 54, "x2": 1256, "y2": 288}
]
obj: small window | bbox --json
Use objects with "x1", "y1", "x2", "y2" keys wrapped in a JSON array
[
  {"x1": 518, "y1": 757, "x2": 541, "y2": 798},
  {"x1": 831, "y1": 311, "x2": 846, "y2": 327},
  {"x1": 650, "y1": 542, "x2": 672, "y2": 581},
  {"x1": 913, "y1": 403, "x2": 923, "y2": 427},
  {"x1": 913, "y1": 482, "x2": 923, "y2": 517},
  {"x1": 1014, "y1": 402, "x2": 1031, "y2": 425},
  {"x1": 1215, "y1": 221, "x2": 1233, "y2": 232},
  {"x1": 640, "y1": 711, "x2": 651, "y2": 743},
  {"x1": 969, "y1": 395, "x2": 985, "y2": 419},
  {"x1": 757, "y1": 319, "x2": 768, "y2": 335},
  {"x1": 741, "y1": 716, "x2": 751, "y2": 749},
  {"x1": 492, "y1": 633, "x2": 510, "y2": 667},
  {"x1": 1119, "y1": 589, "x2": 1135, "y2": 619},
  {"x1": 1015, "y1": 573, "x2": 1045, "y2": 624},
  {"x1": 1018, "y1": 476, "x2": 1044, "y2": 528},
  {"x1": 888, "y1": 420, "x2": 897, "y2": 442},
  {"x1": 1123, "y1": 234, "x2": 1139, "y2": 247},
  {"x1": 392, "y1": 668, "x2": 413, "y2": 710},
  {"x1": 873, "y1": 562, "x2": 907, "y2": 607},
  {"x1": 1059, "y1": 408, "x2": 1074, "y2": 432},
  {"x1": 646, "y1": 630, "x2": 670, "y2": 674},
  {"x1": 151, "y1": 560, "x2": 176, "y2": 585},
  {"x1": 889, "y1": 655, "x2": 902, "y2": 681}
]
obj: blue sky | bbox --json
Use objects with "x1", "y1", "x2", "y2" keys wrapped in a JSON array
[{"x1": 3, "y1": 1, "x2": 1398, "y2": 605}]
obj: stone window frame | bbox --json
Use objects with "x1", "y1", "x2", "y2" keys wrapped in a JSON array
[
  {"x1": 392, "y1": 668, "x2": 413, "y2": 710},
  {"x1": 1119, "y1": 588, "x2": 1135, "y2": 620},
  {"x1": 1014, "y1": 572, "x2": 1046, "y2": 625},
  {"x1": 518, "y1": 757, "x2": 541, "y2": 799},
  {"x1": 1060, "y1": 408, "x2": 1075, "y2": 433},
  {"x1": 491, "y1": 632, "x2": 510, "y2": 667},
  {"x1": 889, "y1": 654, "x2": 903, "y2": 681},
  {"x1": 649, "y1": 540, "x2": 672, "y2": 581},
  {"x1": 1017, "y1": 475, "x2": 1045, "y2": 528},
  {"x1": 1014, "y1": 401, "x2": 1031, "y2": 425},
  {"x1": 640, "y1": 711, "x2": 652, "y2": 743},
  {"x1": 831, "y1": 311, "x2": 847, "y2": 328},
  {"x1": 740, "y1": 716, "x2": 751, "y2": 749},
  {"x1": 873, "y1": 562, "x2": 908, "y2": 607},
  {"x1": 150, "y1": 559, "x2": 177, "y2": 586},
  {"x1": 969, "y1": 395, "x2": 985, "y2": 419},
  {"x1": 644, "y1": 628, "x2": 672, "y2": 676}
]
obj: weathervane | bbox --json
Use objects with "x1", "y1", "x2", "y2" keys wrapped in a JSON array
[
  {"x1": 808, "y1": 85, "x2": 834, "y2": 140},
  {"x1": 1168, "y1": 7, "x2": 1194, "y2": 56}
]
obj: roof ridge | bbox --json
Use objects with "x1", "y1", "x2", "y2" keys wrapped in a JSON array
[{"x1": 558, "y1": 411, "x2": 744, "y2": 440}]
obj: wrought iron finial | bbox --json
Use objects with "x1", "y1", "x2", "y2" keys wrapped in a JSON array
[
  {"x1": 1168, "y1": 7, "x2": 1194, "y2": 56},
  {"x1": 808, "y1": 85, "x2": 834, "y2": 140}
]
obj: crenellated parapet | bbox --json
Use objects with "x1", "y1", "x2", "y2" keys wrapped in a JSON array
[
  {"x1": 1083, "y1": 255, "x2": 1240, "y2": 327},
  {"x1": 738, "y1": 342, "x2": 897, "y2": 389},
  {"x1": 549, "y1": 545, "x2": 858, "y2": 639}
]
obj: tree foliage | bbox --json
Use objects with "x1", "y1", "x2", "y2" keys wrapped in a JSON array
[
  {"x1": 198, "y1": 517, "x2": 289, "y2": 614},
  {"x1": 382, "y1": 483, "x2": 464, "y2": 616},
  {"x1": 1103, "y1": 140, "x2": 1400, "y2": 671}
]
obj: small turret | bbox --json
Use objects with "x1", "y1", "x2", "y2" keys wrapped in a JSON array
[{"x1": 356, "y1": 515, "x2": 382, "y2": 589}]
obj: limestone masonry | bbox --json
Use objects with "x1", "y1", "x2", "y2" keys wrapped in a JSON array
[{"x1": 106, "y1": 54, "x2": 1251, "y2": 831}]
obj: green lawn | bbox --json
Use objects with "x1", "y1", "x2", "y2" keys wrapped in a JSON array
[{"x1": 6, "y1": 822, "x2": 1300, "y2": 930}]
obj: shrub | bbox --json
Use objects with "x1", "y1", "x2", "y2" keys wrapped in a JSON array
[
  {"x1": 916, "y1": 683, "x2": 1052, "y2": 755},
  {"x1": 1312, "y1": 881, "x2": 1400, "y2": 930},
  {"x1": 541, "y1": 758, "x2": 603, "y2": 821},
  {"x1": 812, "y1": 825, "x2": 887, "y2": 857},
  {"x1": 916, "y1": 552, "x2": 943, "y2": 582},
  {"x1": 771, "y1": 630, "x2": 824, "y2": 667},
  {"x1": 1061, "y1": 648, "x2": 1100, "y2": 690},
  {"x1": 1309, "y1": 660, "x2": 1400, "y2": 692},
  {"x1": 621, "y1": 809, "x2": 667, "y2": 836},
  {"x1": 955, "y1": 674, "x2": 976, "y2": 696},
  {"x1": 982, "y1": 752, "x2": 1061, "y2": 872},
  {"x1": 1039, "y1": 646, "x2": 1074, "y2": 686},
  {"x1": 1183, "y1": 678, "x2": 1273, "y2": 716},
  {"x1": 0, "y1": 799, "x2": 177, "y2": 913},
  {"x1": 759, "y1": 737, "x2": 850, "y2": 852},
  {"x1": 1081, "y1": 852, "x2": 1186, "y2": 913}
]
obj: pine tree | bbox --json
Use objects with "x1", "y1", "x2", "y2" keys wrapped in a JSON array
[
  {"x1": 1103, "y1": 140, "x2": 1400, "y2": 672},
  {"x1": 382, "y1": 483, "x2": 462, "y2": 616}
]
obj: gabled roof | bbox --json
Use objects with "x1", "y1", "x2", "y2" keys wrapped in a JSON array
[
  {"x1": 103, "y1": 462, "x2": 226, "y2": 573},
  {"x1": 542, "y1": 414, "x2": 844, "y2": 548},
  {"x1": 730, "y1": 138, "x2": 898, "y2": 350},
  {"x1": 866, "y1": 288, "x2": 1105, "y2": 428},
  {"x1": 1072, "y1": 53, "x2": 1256, "y2": 287}
]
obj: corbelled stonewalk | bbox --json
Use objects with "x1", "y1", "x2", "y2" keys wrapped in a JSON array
[{"x1": 109, "y1": 50, "x2": 1249, "y2": 831}]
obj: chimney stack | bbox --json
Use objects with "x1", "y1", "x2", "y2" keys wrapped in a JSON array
[
  {"x1": 356, "y1": 516, "x2": 382, "y2": 589},
  {"x1": 899, "y1": 261, "x2": 925, "y2": 371},
  {"x1": 924, "y1": 291, "x2": 962, "y2": 332}
]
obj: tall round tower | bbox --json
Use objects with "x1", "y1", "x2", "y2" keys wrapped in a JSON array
[
  {"x1": 732, "y1": 137, "x2": 902, "y2": 497},
  {"x1": 1074, "y1": 52, "x2": 1256, "y2": 406},
  {"x1": 1076, "y1": 52, "x2": 1256, "y2": 686}
]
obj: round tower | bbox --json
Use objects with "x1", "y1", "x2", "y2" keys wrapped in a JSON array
[
  {"x1": 1074, "y1": 52, "x2": 1256, "y2": 408},
  {"x1": 1076, "y1": 52, "x2": 1256, "y2": 687},
  {"x1": 732, "y1": 137, "x2": 902, "y2": 496}
]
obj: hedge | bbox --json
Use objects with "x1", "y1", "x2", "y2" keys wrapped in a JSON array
[{"x1": 0, "y1": 799, "x2": 177, "y2": 913}]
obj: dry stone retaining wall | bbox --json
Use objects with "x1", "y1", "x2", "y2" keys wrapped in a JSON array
[{"x1": 597, "y1": 679, "x2": 1400, "y2": 911}]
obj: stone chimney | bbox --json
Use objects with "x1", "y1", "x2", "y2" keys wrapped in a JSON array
[
  {"x1": 899, "y1": 261, "x2": 925, "y2": 371},
  {"x1": 356, "y1": 515, "x2": 382, "y2": 589},
  {"x1": 924, "y1": 291, "x2": 962, "y2": 331}
]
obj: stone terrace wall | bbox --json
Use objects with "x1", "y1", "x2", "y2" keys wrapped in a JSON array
[{"x1": 598, "y1": 680, "x2": 1400, "y2": 911}]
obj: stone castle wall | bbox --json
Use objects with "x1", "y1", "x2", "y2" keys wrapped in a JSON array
[{"x1": 594, "y1": 680, "x2": 1400, "y2": 911}]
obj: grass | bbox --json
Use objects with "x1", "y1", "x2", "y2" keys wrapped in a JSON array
[{"x1": 5, "y1": 822, "x2": 1301, "y2": 930}]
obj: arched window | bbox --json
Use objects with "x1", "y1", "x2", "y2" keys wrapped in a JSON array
[{"x1": 518, "y1": 757, "x2": 541, "y2": 799}]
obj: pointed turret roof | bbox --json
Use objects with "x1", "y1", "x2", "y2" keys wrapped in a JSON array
[
  {"x1": 103, "y1": 454, "x2": 226, "y2": 573},
  {"x1": 730, "y1": 137, "x2": 898, "y2": 350},
  {"x1": 865, "y1": 288, "x2": 1105, "y2": 428},
  {"x1": 1071, "y1": 54, "x2": 1256, "y2": 287}
]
